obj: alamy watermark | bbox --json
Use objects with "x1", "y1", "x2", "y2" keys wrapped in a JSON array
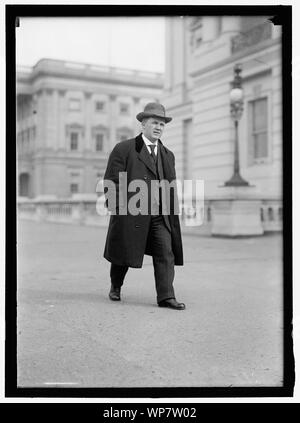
[{"x1": 95, "y1": 173, "x2": 205, "y2": 227}]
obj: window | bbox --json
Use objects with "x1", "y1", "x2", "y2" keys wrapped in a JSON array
[
  {"x1": 207, "y1": 207, "x2": 211, "y2": 222},
  {"x1": 268, "y1": 207, "x2": 274, "y2": 221},
  {"x1": 248, "y1": 97, "x2": 268, "y2": 162},
  {"x1": 68, "y1": 168, "x2": 81, "y2": 195},
  {"x1": 69, "y1": 99, "x2": 81, "y2": 111},
  {"x1": 92, "y1": 125, "x2": 107, "y2": 152},
  {"x1": 70, "y1": 183, "x2": 79, "y2": 194},
  {"x1": 70, "y1": 132, "x2": 79, "y2": 150},
  {"x1": 95, "y1": 101, "x2": 105, "y2": 112},
  {"x1": 120, "y1": 103, "x2": 130, "y2": 115},
  {"x1": 66, "y1": 124, "x2": 84, "y2": 151},
  {"x1": 17, "y1": 95, "x2": 32, "y2": 121},
  {"x1": 95, "y1": 134, "x2": 104, "y2": 151}
]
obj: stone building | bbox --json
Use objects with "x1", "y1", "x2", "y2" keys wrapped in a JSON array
[
  {"x1": 17, "y1": 58, "x2": 163, "y2": 198},
  {"x1": 163, "y1": 16, "x2": 282, "y2": 198}
]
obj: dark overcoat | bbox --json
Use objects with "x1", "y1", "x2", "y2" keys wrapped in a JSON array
[{"x1": 103, "y1": 133, "x2": 183, "y2": 268}]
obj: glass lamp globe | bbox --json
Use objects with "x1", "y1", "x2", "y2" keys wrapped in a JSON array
[{"x1": 230, "y1": 87, "x2": 243, "y2": 103}]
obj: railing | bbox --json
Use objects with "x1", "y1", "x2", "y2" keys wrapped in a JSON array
[
  {"x1": 260, "y1": 200, "x2": 283, "y2": 232},
  {"x1": 25, "y1": 58, "x2": 163, "y2": 83},
  {"x1": 18, "y1": 197, "x2": 282, "y2": 234},
  {"x1": 17, "y1": 197, "x2": 108, "y2": 226},
  {"x1": 231, "y1": 22, "x2": 273, "y2": 54}
]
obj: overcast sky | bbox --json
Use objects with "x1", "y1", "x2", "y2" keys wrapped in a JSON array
[{"x1": 16, "y1": 17, "x2": 165, "y2": 72}]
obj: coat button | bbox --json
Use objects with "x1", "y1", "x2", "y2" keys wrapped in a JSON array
[
  {"x1": 143, "y1": 175, "x2": 147, "y2": 179},
  {"x1": 135, "y1": 224, "x2": 141, "y2": 228}
]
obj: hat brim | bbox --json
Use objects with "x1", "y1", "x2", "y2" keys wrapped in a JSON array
[{"x1": 136, "y1": 112, "x2": 172, "y2": 123}]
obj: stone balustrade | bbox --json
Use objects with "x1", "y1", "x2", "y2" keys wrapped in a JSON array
[
  {"x1": 231, "y1": 21, "x2": 273, "y2": 54},
  {"x1": 17, "y1": 196, "x2": 108, "y2": 227},
  {"x1": 19, "y1": 59, "x2": 163, "y2": 84},
  {"x1": 17, "y1": 196, "x2": 282, "y2": 235},
  {"x1": 260, "y1": 200, "x2": 283, "y2": 232}
]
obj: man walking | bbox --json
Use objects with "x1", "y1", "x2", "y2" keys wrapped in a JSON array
[{"x1": 103, "y1": 102, "x2": 185, "y2": 310}]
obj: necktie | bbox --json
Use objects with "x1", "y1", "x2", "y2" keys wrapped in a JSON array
[
  {"x1": 149, "y1": 144, "x2": 160, "y2": 209},
  {"x1": 149, "y1": 144, "x2": 157, "y2": 163}
]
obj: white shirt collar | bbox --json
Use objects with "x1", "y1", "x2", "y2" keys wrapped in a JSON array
[{"x1": 142, "y1": 133, "x2": 158, "y2": 147}]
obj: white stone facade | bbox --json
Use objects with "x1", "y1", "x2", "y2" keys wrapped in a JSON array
[
  {"x1": 17, "y1": 59, "x2": 163, "y2": 198},
  {"x1": 162, "y1": 16, "x2": 282, "y2": 198}
]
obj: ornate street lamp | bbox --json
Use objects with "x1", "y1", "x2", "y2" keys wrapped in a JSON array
[{"x1": 224, "y1": 63, "x2": 249, "y2": 186}]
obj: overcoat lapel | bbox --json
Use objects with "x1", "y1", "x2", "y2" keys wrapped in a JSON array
[
  {"x1": 135, "y1": 133, "x2": 174, "y2": 180},
  {"x1": 158, "y1": 139, "x2": 174, "y2": 181},
  {"x1": 135, "y1": 134, "x2": 157, "y2": 176}
]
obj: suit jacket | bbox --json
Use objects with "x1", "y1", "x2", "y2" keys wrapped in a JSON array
[{"x1": 103, "y1": 133, "x2": 183, "y2": 268}]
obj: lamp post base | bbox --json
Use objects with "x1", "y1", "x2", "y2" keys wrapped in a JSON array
[
  {"x1": 224, "y1": 173, "x2": 249, "y2": 187},
  {"x1": 211, "y1": 186, "x2": 263, "y2": 237}
]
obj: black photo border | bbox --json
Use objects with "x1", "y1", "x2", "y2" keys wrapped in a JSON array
[{"x1": 5, "y1": 4, "x2": 294, "y2": 399}]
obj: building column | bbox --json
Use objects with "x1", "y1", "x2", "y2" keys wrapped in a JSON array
[
  {"x1": 45, "y1": 88, "x2": 54, "y2": 149},
  {"x1": 164, "y1": 17, "x2": 173, "y2": 91},
  {"x1": 221, "y1": 16, "x2": 241, "y2": 34},
  {"x1": 58, "y1": 89, "x2": 66, "y2": 150},
  {"x1": 109, "y1": 94, "x2": 117, "y2": 151},
  {"x1": 173, "y1": 17, "x2": 185, "y2": 87},
  {"x1": 33, "y1": 161, "x2": 44, "y2": 197},
  {"x1": 183, "y1": 118, "x2": 193, "y2": 180},
  {"x1": 83, "y1": 164, "x2": 90, "y2": 194},
  {"x1": 133, "y1": 96, "x2": 141, "y2": 134},
  {"x1": 35, "y1": 89, "x2": 46, "y2": 150},
  {"x1": 53, "y1": 89, "x2": 59, "y2": 150},
  {"x1": 84, "y1": 91, "x2": 92, "y2": 151},
  {"x1": 32, "y1": 93, "x2": 38, "y2": 153},
  {"x1": 202, "y1": 17, "x2": 220, "y2": 41}
]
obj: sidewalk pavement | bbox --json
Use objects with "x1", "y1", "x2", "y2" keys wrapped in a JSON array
[{"x1": 17, "y1": 220, "x2": 283, "y2": 388}]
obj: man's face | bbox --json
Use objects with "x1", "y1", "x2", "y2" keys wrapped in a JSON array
[{"x1": 142, "y1": 117, "x2": 166, "y2": 142}]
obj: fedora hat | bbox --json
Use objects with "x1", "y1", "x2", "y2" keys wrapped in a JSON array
[{"x1": 136, "y1": 102, "x2": 172, "y2": 123}]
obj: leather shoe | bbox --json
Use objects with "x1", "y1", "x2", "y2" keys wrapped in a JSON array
[
  {"x1": 109, "y1": 284, "x2": 121, "y2": 301},
  {"x1": 158, "y1": 298, "x2": 185, "y2": 310}
]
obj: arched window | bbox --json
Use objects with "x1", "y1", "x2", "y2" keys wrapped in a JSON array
[{"x1": 92, "y1": 125, "x2": 108, "y2": 152}]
